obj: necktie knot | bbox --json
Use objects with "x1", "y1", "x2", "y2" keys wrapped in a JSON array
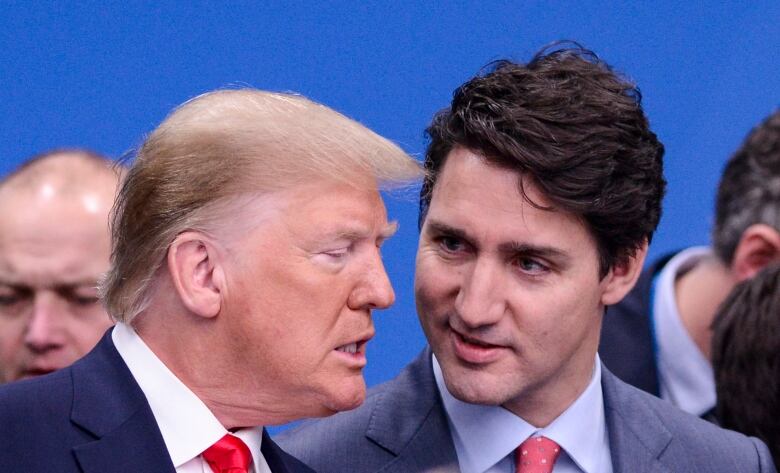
[
  {"x1": 515, "y1": 436, "x2": 561, "y2": 473},
  {"x1": 202, "y1": 434, "x2": 252, "y2": 473}
]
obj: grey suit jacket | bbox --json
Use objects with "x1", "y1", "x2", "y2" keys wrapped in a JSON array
[{"x1": 277, "y1": 347, "x2": 776, "y2": 473}]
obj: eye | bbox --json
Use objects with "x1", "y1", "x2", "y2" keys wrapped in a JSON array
[
  {"x1": 0, "y1": 288, "x2": 30, "y2": 316},
  {"x1": 320, "y1": 244, "x2": 354, "y2": 262},
  {"x1": 0, "y1": 294, "x2": 20, "y2": 306},
  {"x1": 514, "y1": 256, "x2": 549, "y2": 275},
  {"x1": 62, "y1": 287, "x2": 101, "y2": 307},
  {"x1": 324, "y1": 248, "x2": 349, "y2": 259},
  {"x1": 438, "y1": 235, "x2": 466, "y2": 254},
  {"x1": 70, "y1": 295, "x2": 100, "y2": 306},
  {"x1": 0, "y1": 286, "x2": 27, "y2": 307}
]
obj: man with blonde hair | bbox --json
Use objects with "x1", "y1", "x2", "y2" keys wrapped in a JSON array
[
  {"x1": 0, "y1": 89, "x2": 420, "y2": 473},
  {"x1": 0, "y1": 150, "x2": 119, "y2": 383}
]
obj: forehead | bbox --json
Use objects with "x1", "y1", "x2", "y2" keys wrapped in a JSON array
[
  {"x1": 428, "y1": 148, "x2": 594, "y2": 247},
  {"x1": 0, "y1": 193, "x2": 111, "y2": 286},
  {"x1": 222, "y1": 178, "x2": 391, "y2": 243}
]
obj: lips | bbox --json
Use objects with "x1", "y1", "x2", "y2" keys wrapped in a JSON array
[
  {"x1": 333, "y1": 330, "x2": 373, "y2": 367},
  {"x1": 20, "y1": 367, "x2": 57, "y2": 380},
  {"x1": 336, "y1": 342, "x2": 358, "y2": 354},
  {"x1": 335, "y1": 336, "x2": 369, "y2": 355},
  {"x1": 450, "y1": 328, "x2": 507, "y2": 364}
]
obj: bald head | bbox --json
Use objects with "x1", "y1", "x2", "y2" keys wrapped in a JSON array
[
  {"x1": 0, "y1": 150, "x2": 122, "y2": 383},
  {"x1": 0, "y1": 150, "x2": 119, "y2": 199}
]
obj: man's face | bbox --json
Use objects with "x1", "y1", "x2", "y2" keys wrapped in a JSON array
[
  {"x1": 0, "y1": 187, "x2": 113, "y2": 382},
  {"x1": 415, "y1": 148, "x2": 613, "y2": 423},
  {"x1": 220, "y1": 178, "x2": 396, "y2": 418}
]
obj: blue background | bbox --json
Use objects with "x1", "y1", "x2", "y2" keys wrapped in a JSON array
[{"x1": 2, "y1": 2, "x2": 779, "y2": 406}]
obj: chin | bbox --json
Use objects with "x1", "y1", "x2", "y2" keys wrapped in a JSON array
[
  {"x1": 319, "y1": 378, "x2": 366, "y2": 415},
  {"x1": 441, "y1": 364, "x2": 509, "y2": 407}
]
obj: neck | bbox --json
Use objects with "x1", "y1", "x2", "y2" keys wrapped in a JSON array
[
  {"x1": 134, "y1": 302, "x2": 318, "y2": 429},
  {"x1": 674, "y1": 254, "x2": 735, "y2": 360},
  {"x1": 504, "y1": 346, "x2": 597, "y2": 427}
]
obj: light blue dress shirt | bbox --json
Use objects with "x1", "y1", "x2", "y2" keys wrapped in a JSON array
[
  {"x1": 653, "y1": 246, "x2": 716, "y2": 416},
  {"x1": 433, "y1": 354, "x2": 612, "y2": 473}
]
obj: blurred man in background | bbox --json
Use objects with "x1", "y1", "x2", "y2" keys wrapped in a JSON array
[
  {"x1": 712, "y1": 263, "x2": 780, "y2": 465},
  {"x1": 0, "y1": 150, "x2": 119, "y2": 383},
  {"x1": 600, "y1": 110, "x2": 780, "y2": 420}
]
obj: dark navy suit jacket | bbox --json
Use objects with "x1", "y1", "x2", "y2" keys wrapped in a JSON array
[
  {"x1": 0, "y1": 329, "x2": 314, "y2": 473},
  {"x1": 277, "y1": 347, "x2": 775, "y2": 473},
  {"x1": 598, "y1": 253, "x2": 677, "y2": 396}
]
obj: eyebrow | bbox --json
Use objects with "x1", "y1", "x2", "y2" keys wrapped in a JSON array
[
  {"x1": 380, "y1": 221, "x2": 399, "y2": 240},
  {"x1": 498, "y1": 241, "x2": 571, "y2": 266},
  {"x1": 424, "y1": 220, "x2": 472, "y2": 244},
  {"x1": 326, "y1": 220, "x2": 399, "y2": 243},
  {"x1": 425, "y1": 219, "x2": 571, "y2": 263}
]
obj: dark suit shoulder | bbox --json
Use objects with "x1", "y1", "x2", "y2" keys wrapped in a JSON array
[
  {"x1": 0, "y1": 367, "x2": 96, "y2": 471},
  {"x1": 599, "y1": 252, "x2": 678, "y2": 395},
  {"x1": 0, "y1": 368, "x2": 75, "y2": 429},
  {"x1": 275, "y1": 348, "x2": 452, "y2": 473},
  {"x1": 646, "y1": 392, "x2": 773, "y2": 471},
  {"x1": 275, "y1": 380, "x2": 396, "y2": 472},
  {"x1": 605, "y1": 371, "x2": 776, "y2": 472}
]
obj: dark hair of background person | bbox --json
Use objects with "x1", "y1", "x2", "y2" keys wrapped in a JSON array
[
  {"x1": 711, "y1": 263, "x2": 780, "y2": 464},
  {"x1": 713, "y1": 110, "x2": 780, "y2": 264},
  {"x1": 420, "y1": 43, "x2": 666, "y2": 277}
]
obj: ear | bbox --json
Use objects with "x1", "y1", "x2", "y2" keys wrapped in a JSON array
[
  {"x1": 167, "y1": 231, "x2": 224, "y2": 318},
  {"x1": 600, "y1": 240, "x2": 648, "y2": 306},
  {"x1": 731, "y1": 223, "x2": 780, "y2": 281}
]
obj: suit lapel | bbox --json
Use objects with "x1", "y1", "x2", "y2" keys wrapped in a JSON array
[
  {"x1": 68, "y1": 330, "x2": 175, "y2": 473},
  {"x1": 602, "y1": 366, "x2": 672, "y2": 473},
  {"x1": 366, "y1": 348, "x2": 460, "y2": 473},
  {"x1": 72, "y1": 409, "x2": 175, "y2": 473}
]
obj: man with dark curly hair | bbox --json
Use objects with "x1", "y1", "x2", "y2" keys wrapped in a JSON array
[
  {"x1": 599, "y1": 110, "x2": 780, "y2": 423},
  {"x1": 277, "y1": 45, "x2": 776, "y2": 473}
]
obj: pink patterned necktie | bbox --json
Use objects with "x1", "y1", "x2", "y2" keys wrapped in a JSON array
[
  {"x1": 202, "y1": 434, "x2": 253, "y2": 473},
  {"x1": 515, "y1": 436, "x2": 562, "y2": 473}
]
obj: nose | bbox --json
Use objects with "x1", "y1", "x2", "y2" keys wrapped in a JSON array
[
  {"x1": 24, "y1": 294, "x2": 65, "y2": 353},
  {"x1": 348, "y1": 249, "x2": 396, "y2": 311},
  {"x1": 454, "y1": 257, "x2": 505, "y2": 328}
]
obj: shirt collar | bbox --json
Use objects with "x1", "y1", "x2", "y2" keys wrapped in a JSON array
[
  {"x1": 653, "y1": 246, "x2": 716, "y2": 416},
  {"x1": 112, "y1": 323, "x2": 264, "y2": 469},
  {"x1": 434, "y1": 354, "x2": 609, "y2": 473}
]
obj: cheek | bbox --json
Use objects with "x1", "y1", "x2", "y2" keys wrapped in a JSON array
[
  {"x1": 414, "y1": 279, "x2": 443, "y2": 323},
  {"x1": 415, "y1": 255, "x2": 456, "y2": 301},
  {"x1": 0, "y1": 318, "x2": 25, "y2": 353}
]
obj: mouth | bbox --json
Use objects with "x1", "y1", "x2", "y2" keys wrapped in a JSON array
[
  {"x1": 20, "y1": 367, "x2": 56, "y2": 380},
  {"x1": 334, "y1": 333, "x2": 373, "y2": 366},
  {"x1": 449, "y1": 328, "x2": 507, "y2": 364}
]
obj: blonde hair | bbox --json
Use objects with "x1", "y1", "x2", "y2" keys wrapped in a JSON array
[{"x1": 101, "y1": 89, "x2": 420, "y2": 323}]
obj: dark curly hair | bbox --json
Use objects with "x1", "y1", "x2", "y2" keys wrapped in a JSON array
[
  {"x1": 713, "y1": 110, "x2": 780, "y2": 264},
  {"x1": 420, "y1": 43, "x2": 666, "y2": 276},
  {"x1": 712, "y1": 263, "x2": 780, "y2": 464}
]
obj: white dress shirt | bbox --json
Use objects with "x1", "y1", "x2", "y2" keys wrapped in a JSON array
[
  {"x1": 112, "y1": 323, "x2": 272, "y2": 473},
  {"x1": 434, "y1": 355, "x2": 612, "y2": 473},
  {"x1": 653, "y1": 246, "x2": 716, "y2": 416}
]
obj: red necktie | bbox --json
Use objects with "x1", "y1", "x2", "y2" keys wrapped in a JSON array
[
  {"x1": 515, "y1": 436, "x2": 562, "y2": 473},
  {"x1": 202, "y1": 434, "x2": 253, "y2": 473}
]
